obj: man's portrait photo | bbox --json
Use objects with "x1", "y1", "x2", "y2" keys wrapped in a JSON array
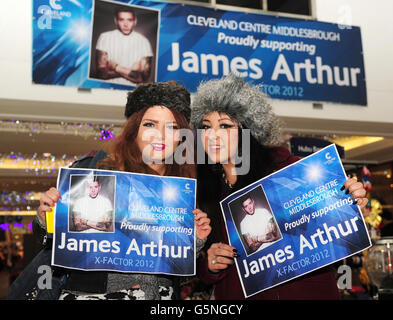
[
  {"x1": 229, "y1": 185, "x2": 282, "y2": 256},
  {"x1": 88, "y1": 0, "x2": 159, "y2": 86},
  {"x1": 69, "y1": 174, "x2": 116, "y2": 233}
]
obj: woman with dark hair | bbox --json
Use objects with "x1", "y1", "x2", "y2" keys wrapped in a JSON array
[
  {"x1": 191, "y1": 74, "x2": 369, "y2": 300},
  {"x1": 34, "y1": 82, "x2": 211, "y2": 300}
]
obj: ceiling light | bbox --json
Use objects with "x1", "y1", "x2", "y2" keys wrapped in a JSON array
[{"x1": 330, "y1": 136, "x2": 384, "y2": 151}]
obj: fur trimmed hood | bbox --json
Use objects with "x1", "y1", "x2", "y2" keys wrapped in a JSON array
[{"x1": 190, "y1": 74, "x2": 281, "y2": 145}]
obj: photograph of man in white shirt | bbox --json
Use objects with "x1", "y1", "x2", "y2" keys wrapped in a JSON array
[
  {"x1": 239, "y1": 195, "x2": 282, "y2": 254},
  {"x1": 89, "y1": 1, "x2": 158, "y2": 86},
  {"x1": 70, "y1": 176, "x2": 114, "y2": 233}
]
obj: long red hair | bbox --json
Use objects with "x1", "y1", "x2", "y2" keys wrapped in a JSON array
[{"x1": 99, "y1": 106, "x2": 195, "y2": 179}]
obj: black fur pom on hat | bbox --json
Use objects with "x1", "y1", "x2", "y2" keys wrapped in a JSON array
[{"x1": 125, "y1": 82, "x2": 191, "y2": 121}]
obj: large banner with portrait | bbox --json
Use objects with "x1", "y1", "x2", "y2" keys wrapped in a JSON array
[
  {"x1": 52, "y1": 167, "x2": 196, "y2": 276},
  {"x1": 32, "y1": 0, "x2": 367, "y2": 105},
  {"x1": 220, "y1": 144, "x2": 371, "y2": 298}
]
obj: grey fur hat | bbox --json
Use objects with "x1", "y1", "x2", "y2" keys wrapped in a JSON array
[
  {"x1": 190, "y1": 74, "x2": 281, "y2": 145},
  {"x1": 125, "y1": 82, "x2": 191, "y2": 121}
]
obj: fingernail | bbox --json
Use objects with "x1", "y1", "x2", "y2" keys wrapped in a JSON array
[
  {"x1": 345, "y1": 189, "x2": 350, "y2": 194},
  {"x1": 352, "y1": 200, "x2": 358, "y2": 205},
  {"x1": 233, "y1": 248, "x2": 238, "y2": 253},
  {"x1": 233, "y1": 253, "x2": 240, "y2": 258},
  {"x1": 340, "y1": 185, "x2": 345, "y2": 191}
]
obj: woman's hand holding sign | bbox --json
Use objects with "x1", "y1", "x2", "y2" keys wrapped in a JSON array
[
  {"x1": 207, "y1": 242, "x2": 238, "y2": 273},
  {"x1": 193, "y1": 209, "x2": 211, "y2": 240},
  {"x1": 38, "y1": 187, "x2": 61, "y2": 223},
  {"x1": 342, "y1": 177, "x2": 368, "y2": 211}
]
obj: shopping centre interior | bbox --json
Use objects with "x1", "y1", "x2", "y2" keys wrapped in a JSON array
[{"x1": 1, "y1": 0, "x2": 392, "y2": 301}]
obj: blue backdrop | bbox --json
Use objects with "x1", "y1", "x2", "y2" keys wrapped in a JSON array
[{"x1": 33, "y1": 0, "x2": 367, "y2": 105}]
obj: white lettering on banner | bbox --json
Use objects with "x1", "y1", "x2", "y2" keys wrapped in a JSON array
[
  {"x1": 271, "y1": 54, "x2": 361, "y2": 87},
  {"x1": 299, "y1": 217, "x2": 359, "y2": 254},
  {"x1": 167, "y1": 42, "x2": 263, "y2": 79},
  {"x1": 57, "y1": 233, "x2": 192, "y2": 259},
  {"x1": 186, "y1": 15, "x2": 342, "y2": 43},
  {"x1": 239, "y1": 21, "x2": 271, "y2": 34},
  {"x1": 167, "y1": 45, "x2": 361, "y2": 87},
  {"x1": 260, "y1": 40, "x2": 316, "y2": 56},
  {"x1": 272, "y1": 26, "x2": 340, "y2": 41},
  {"x1": 57, "y1": 233, "x2": 121, "y2": 253},
  {"x1": 217, "y1": 32, "x2": 260, "y2": 50},
  {"x1": 284, "y1": 189, "x2": 340, "y2": 216},
  {"x1": 129, "y1": 203, "x2": 188, "y2": 215},
  {"x1": 243, "y1": 245, "x2": 294, "y2": 278},
  {"x1": 187, "y1": 15, "x2": 237, "y2": 30},
  {"x1": 125, "y1": 238, "x2": 191, "y2": 258},
  {"x1": 242, "y1": 217, "x2": 361, "y2": 279}
]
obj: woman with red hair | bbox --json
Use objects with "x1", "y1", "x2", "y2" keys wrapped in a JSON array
[{"x1": 34, "y1": 82, "x2": 211, "y2": 300}]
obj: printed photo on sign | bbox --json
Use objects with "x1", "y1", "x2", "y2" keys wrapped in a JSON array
[
  {"x1": 220, "y1": 144, "x2": 371, "y2": 297},
  {"x1": 228, "y1": 185, "x2": 282, "y2": 256},
  {"x1": 53, "y1": 167, "x2": 196, "y2": 275},
  {"x1": 68, "y1": 174, "x2": 116, "y2": 234},
  {"x1": 88, "y1": 0, "x2": 159, "y2": 86}
]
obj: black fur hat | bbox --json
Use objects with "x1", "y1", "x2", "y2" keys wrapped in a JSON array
[{"x1": 125, "y1": 82, "x2": 191, "y2": 121}]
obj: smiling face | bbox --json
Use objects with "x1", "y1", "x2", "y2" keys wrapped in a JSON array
[
  {"x1": 201, "y1": 112, "x2": 239, "y2": 164},
  {"x1": 136, "y1": 106, "x2": 180, "y2": 164},
  {"x1": 115, "y1": 11, "x2": 136, "y2": 35}
]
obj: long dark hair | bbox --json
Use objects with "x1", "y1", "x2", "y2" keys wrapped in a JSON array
[{"x1": 196, "y1": 127, "x2": 275, "y2": 245}]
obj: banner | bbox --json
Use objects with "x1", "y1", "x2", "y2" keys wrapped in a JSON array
[
  {"x1": 32, "y1": 0, "x2": 367, "y2": 105},
  {"x1": 52, "y1": 167, "x2": 196, "y2": 276},
  {"x1": 220, "y1": 144, "x2": 371, "y2": 298}
]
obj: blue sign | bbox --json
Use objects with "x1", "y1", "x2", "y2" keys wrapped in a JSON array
[
  {"x1": 32, "y1": 0, "x2": 367, "y2": 105},
  {"x1": 52, "y1": 167, "x2": 196, "y2": 276},
  {"x1": 220, "y1": 144, "x2": 371, "y2": 297}
]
